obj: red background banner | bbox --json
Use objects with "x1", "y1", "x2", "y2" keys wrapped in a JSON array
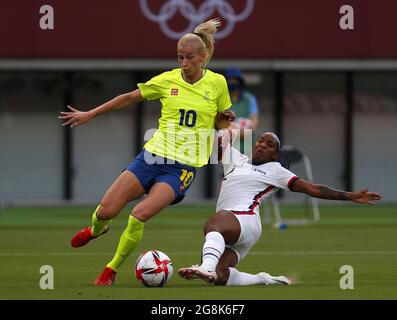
[{"x1": 1, "y1": 0, "x2": 397, "y2": 58}]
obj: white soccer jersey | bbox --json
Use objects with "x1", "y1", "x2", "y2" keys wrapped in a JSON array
[{"x1": 216, "y1": 146, "x2": 299, "y2": 215}]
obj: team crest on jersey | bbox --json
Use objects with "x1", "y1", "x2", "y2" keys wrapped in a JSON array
[
  {"x1": 203, "y1": 91, "x2": 210, "y2": 101},
  {"x1": 171, "y1": 88, "x2": 179, "y2": 96}
]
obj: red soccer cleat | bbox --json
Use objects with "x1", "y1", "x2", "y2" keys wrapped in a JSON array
[
  {"x1": 70, "y1": 225, "x2": 109, "y2": 248},
  {"x1": 94, "y1": 266, "x2": 117, "y2": 286}
]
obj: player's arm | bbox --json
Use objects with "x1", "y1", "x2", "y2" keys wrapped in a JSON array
[
  {"x1": 217, "y1": 121, "x2": 239, "y2": 161},
  {"x1": 59, "y1": 89, "x2": 144, "y2": 127},
  {"x1": 290, "y1": 179, "x2": 382, "y2": 205}
]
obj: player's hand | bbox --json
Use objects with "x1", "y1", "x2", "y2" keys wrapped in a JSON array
[
  {"x1": 221, "y1": 110, "x2": 236, "y2": 122},
  {"x1": 215, "y1": 110, "x2": 235, "y2": 129},
  {"x1": 350, "y1": 188, "x2": 382, "y2": 205},
  {"x1": 59, "y1": 105, "x2": 93, "y2": 127}
]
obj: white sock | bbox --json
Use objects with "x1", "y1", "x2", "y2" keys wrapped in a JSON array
[
  {"x1": 200, "y1": 231, "x2": 225, "y2": 272},
  {"x1": 226, "y1": 268, "x2": 278, "y2": 286}
]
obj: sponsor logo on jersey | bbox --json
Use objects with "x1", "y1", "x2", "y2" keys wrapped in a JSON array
[{"x1": 254, "y1": 168, "x2": 267, "y2": 175}]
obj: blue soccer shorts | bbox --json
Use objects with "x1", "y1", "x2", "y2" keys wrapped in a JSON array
[{"x1": 126, "y1": 149, "x2": 197, "y2": 205}]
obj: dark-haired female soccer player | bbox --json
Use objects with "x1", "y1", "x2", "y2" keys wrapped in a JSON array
[
  {"x1": 59, "y1": 18, "x2": 235, "y2": 285},
  {"x1": 178, "y1": 131, "x2": 382, "y2": 286}
]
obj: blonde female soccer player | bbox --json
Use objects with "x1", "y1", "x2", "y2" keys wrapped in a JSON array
[
  {"x1": 178, "y1": 131, "x2": 382, "y2": 286},
  {"x1": 59, "y1": 19, "x2": 234, "y2": 285}
]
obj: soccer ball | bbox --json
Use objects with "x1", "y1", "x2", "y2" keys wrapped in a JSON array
[{"x1": 134, "y1": 250, "x2": 173, "y2": 287}]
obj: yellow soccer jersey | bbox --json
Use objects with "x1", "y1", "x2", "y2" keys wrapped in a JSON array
[{"x1": 138, "y1": 68, "x2": 231, "y2": 167}]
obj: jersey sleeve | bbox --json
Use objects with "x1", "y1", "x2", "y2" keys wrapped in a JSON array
[
  {"x1": 271, "y1": 165, "x2": 299, "y2": 191},
  {"x1": 137, "y1": 73, "x2": 165, "y2": 101},
  {"x1": 216, "y1": 75, "x2": 232, "y2": 112}
]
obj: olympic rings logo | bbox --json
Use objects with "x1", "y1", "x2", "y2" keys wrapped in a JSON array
[{"x1": 139, "y1": 0, "x2": 255, "y2": 39}]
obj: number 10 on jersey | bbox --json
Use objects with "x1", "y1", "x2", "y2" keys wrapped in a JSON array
[{"x1": 179, "y1": 109, "x2": 197, "y2": 128}]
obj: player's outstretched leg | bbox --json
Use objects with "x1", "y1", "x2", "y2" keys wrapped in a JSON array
[
  {"x1": 178, "y1": 231, "x2": 225, "y2": 283},
  {"x1": 215, "y1": 251, "x2": 291, "y2": 286},
  {"x1": 179, "y1": 211, "x2": 240, "y2": 283},
  {"x1": 226, "y1": 268, "x2": 292, "y2": 286},
  {"x1": 94, "y1": 214, "x2": 145, "y2": 285},
  {"x1": 70, "y1": 205, "x2": 111, "y2": 248},
  {"x1": 94, "y1": 182, "x2": 175, "y2": 286},
  {"x1": 70, "y1": 171, "x2": 145, "y2": 248}
]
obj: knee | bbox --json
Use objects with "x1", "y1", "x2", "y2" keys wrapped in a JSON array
[
  {"x1": 97, "y1": 202, "x2": 118, "y2": 220},
  {"x1": 214, "y1": 265, "x2": 229, "y2": 286},
  {"x1": 131, "y1": 204, "x2": 152, "y2": 222},
  {"x1": 203, "y1": 217, "x2": 222, "y2": 235}
]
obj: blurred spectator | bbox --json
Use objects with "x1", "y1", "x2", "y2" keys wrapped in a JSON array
[{"x1": 225, "y1": 68, "x2": 259, "y2": 156}]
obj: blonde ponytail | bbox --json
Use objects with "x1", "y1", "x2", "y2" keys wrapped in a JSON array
[
  {"x1": 178, "y1": 18, "x2": 221, "y2": 67},
  {"x1": 193, "y1": 18, "x2": 221, "y2": 64}
]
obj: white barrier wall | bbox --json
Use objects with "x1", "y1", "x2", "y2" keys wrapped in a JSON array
[
  {"x1": 72, "y1": 72, "x2": 136, "y2": 202},
  {"x1": 0, "y1": 73, "x2": 64, "y2": 202},
  {"x1": 282, "y1": 72, "x2": 346, "y2": 204},
  {"x1": 353, "y1": 73, "x2": 397, "y2": 202},
  {"x1": 0, "y1": 113, "x2": 63, "y2": 202}
]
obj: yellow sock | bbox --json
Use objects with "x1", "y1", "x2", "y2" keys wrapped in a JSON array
[
  {"x1": 107, "y1": 215, "x2": 145, "y2": 272},
  {"x1": 91, "y1": 205, "x2": 112, "y2": 237}
]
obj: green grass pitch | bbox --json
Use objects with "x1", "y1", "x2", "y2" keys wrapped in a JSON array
[{"x1": 0, "y1": 204, "x2": 396, "y2": 300}]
